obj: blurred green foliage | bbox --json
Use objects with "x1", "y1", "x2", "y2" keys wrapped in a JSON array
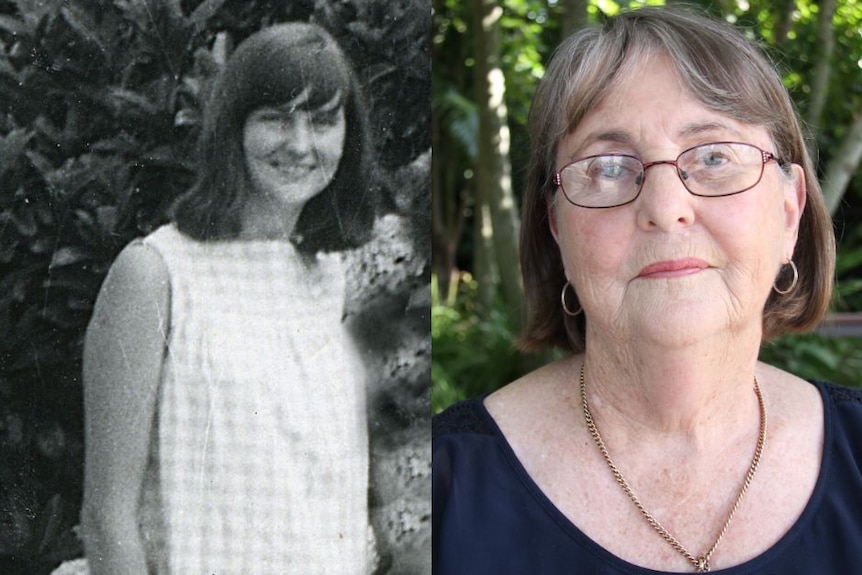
[
  {"x1": 432, "y1": 273, "x2": 520, "y2": 412},
  {"x1": 760, "y1": 332, "x2": 862, "y2": 389}
]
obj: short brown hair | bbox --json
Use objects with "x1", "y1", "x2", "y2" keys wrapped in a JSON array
[{"x1": 518, "y1": 6, "x2": 835, "y2": 353}]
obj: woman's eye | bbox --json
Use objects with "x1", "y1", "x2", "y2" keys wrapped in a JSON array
[
  {"x1": 692, "y1": 146, "x2": 734, "y2": 168},
  {"x1": 256, "y1": 111, "x2": 288, "y2": 124},
  {"x1": 701, "y1": 152, "x2": 728, "y2": 167},
  {"x1": 601, "y1": 165, "x2": 623, "y2": 178},
  {"x1": 250, "y1": 107, "x2": 342, "y2": 130},
  {"x1": 311, "y1": 110, "x2": 342, "y2": 127},
  {"x1": 588, "y1": 159, "x2": 633, "y2": 180}
]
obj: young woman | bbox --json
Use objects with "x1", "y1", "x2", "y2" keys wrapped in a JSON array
[{"x1": 81, "y1": 22, "x2": 378, "y2": 574}]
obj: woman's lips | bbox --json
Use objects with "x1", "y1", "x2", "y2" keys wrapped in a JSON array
[
  {"x1": 638, "y1": 258, "x2": 710, "y2": 278},
  {"x1": 265, "y1": 159, "x2": 316, "y2": 176}
]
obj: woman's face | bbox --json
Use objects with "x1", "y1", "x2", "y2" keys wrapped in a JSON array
[
  {"x1": 550, "y1": 55, "x2": 805, "y2": 347},
  {"x1": 243, "y1": 88, "x2": 346, "y2": 208}
]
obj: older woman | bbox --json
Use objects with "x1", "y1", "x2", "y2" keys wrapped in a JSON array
[{"x1": 433, "y1": 7, "x2": 862, "y2": 574}]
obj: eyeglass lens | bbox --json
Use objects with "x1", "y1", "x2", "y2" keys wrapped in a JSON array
[{"x1": 556, "y1": 142, "x2": 771, "y2": 208}]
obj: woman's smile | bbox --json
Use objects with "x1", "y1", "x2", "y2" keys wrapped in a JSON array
[
  {"x1": 637, "y1": 258, "x2": 710, "y2": 279},
  {"x1": 243, "y1": 90, "x2": 346, "y2": 208},
  {"x1": 264, "y1": 154, "x2": 317, "y2": 177}
]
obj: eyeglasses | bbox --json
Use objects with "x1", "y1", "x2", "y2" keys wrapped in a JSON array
[{"x1": 552, "y1": 141, "x2": 786, "y2": 209}]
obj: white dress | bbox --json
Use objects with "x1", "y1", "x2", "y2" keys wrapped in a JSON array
[{"x1": 140, "y1": 224, "x2": 369, "y2": 574}]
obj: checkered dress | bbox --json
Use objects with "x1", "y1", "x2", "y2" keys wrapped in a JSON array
[{"x1": 141, "y1": 225, "x2": 369, "y2": 574}]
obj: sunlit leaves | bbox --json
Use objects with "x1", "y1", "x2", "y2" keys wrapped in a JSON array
[{"x1": 436, "y1": 88, "x2": 479, "y2": 160}]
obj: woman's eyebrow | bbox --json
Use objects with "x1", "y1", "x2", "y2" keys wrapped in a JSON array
[
  {"x1": 275, "y1": 91, "x2": 343, "y2": 115},
  {"x1": 583, "y1": 122, "x2": 741, "y2": 143},
  {"x1": 566, "y1": 121, "x2": 745, "y2": 157},
  {"x1": 677, "y1": 120, "x2": 743, "y2": 139},
  {"x1": 586, "y1": 130, "x2": 634, "y2": 145},
  {"x1": 564, "y1": 130, "x2": 634, "y2": 160},
  {"x1": 315, "y1": 91, "x2": 343, "y2": 112}
]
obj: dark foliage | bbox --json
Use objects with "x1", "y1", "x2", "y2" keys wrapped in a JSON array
[{"x1": 0, "y1": 0, "x2": 429, "y2": 571}]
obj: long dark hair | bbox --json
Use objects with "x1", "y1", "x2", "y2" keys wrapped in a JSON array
[{"x1": 173, "y1": 22, "x2": 378, "y2": 253}]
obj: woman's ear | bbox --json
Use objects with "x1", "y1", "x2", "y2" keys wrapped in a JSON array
[
  {"x1": 547, "y1": 193, "x2": 562, "y2": 244},
  {"x1": 783, "y1": 163, "x2": 806, "y2": 257}
]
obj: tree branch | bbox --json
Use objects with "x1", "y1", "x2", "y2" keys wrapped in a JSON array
[{"x1": 822, "y1": 112, "x2": 862, "y2": 215}]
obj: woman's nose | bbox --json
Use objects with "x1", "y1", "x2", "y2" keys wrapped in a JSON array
[
  {"x1": 280, "y1": 114, "x2": 314, "y2": 155},
  {"x1": 635, "y1": 163, "x2": 696, "y2": 231}
]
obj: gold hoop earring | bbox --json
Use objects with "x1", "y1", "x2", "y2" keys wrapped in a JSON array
[
  {"x1": 773, "y1": 260, "x2": 798, "y2": 295},
  {"x1": 561, "y1": 281, "x2": 583, "y2": 316}
]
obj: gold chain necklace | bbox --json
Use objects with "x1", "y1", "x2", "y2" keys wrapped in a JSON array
[{"x1": 579, "y1": 365, "x2": 767, "y2": 573}]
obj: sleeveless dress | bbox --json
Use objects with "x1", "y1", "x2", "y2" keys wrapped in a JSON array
[{"x1": 139, "y1": 224, "x2": 369, "y2": 574}]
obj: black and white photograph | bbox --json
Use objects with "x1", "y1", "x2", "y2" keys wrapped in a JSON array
[{"x1": 0, "y1": 1, "x2": 430, "y2": 573}]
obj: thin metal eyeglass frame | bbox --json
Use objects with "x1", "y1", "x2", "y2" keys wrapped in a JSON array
[{"x1": 552, "y1": 141, "x2": 787, "y2": 209}]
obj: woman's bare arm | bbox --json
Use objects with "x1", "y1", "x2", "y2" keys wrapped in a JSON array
[{"x1": 80, "y1": 242, "x2": 169, "y2": 574}]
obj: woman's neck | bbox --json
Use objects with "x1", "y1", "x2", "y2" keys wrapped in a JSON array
[
  {"x1": 581, "y1": 326, "x2": 762, "y2": 446},
  {"x1": 239, "y1": 196, "x2": 302, "y2": 240}
]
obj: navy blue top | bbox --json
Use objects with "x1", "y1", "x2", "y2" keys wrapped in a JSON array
[{"x1": 433, "y1": 380, "x2": 862, "y2": 574}]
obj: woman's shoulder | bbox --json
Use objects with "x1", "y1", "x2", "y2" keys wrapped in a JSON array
[
  {"x1": 816, "y1": 379, "x2": 862, "y2": 446},
  {"x1": 140, "y1": 222, "x2": 179, "y2": 241},
  {"x1": 139, "y1": 223, "x2": 201, "y2": 254},
  {"x1": 818, "y1": 379, "x2": 862, "y2": 407},
  {"x1": 797, "y1": 380, "x2": 862, "y2": 560},
  {"x1": 483, "y1": 356, "x2": 579, "y2": 434},
  {"x1": 433, "y1": 398, "x2": 492, "y2": 439},
  {"x1": 434, "y1": 357, "x2": 574, "y2": 438},
  {"x1": 759, "y1": 361, "x2": 862, "y2": 429},
  {"x1": 105, "y1": 237, "x2": 171, "y2": 293},
  {"x1": 88, "y1": 236, "x2": 171, "y2": 343}
]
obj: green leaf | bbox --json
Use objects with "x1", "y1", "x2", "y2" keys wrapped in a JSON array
[
  {"x1": 48, "y1": 246, "x2": 90, "y2": 269},
  {"x1": 23, "y1": 150, "x2": 55, "y2": 181},
  {"x1": 106, "y1": 87, "x2": 160, "y2": 116},
  {"x1": 0, "y1": 128, "x2": 32, "y2": 178},
  {"x1": 13, "y1": 0, "x2": 56, "y2": 28},
  {"x1": 59, "y1": 4, "x2": 109, "y2": 54},
  {"x1": 189, "y1": 0, "x2": 229, "y2": 28},
  {"x1": 11, "y1": 209, "x2": 37, "y2": 237},
  {"x1": 0, "y1": 15, "x2": 28, "y2": 37}
]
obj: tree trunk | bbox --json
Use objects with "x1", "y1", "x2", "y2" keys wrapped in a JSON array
[
  {"x1": 431, "y1": 106, "x2": 466, "y2": 303},
  {"x1": 561, "y1": 0, "x2": 589, "y2": 39},
  {"x1": 472, "y1": 0, "x2": 524, "y2": 324},
  {"x1": 773, "y1": 0, "x2": 797, "y2": 47},
  {"x1": 473, "y1": 190, "x2": 498, "y2": 316},
  {"x1": 805, "y1": 0, "x2": 836, "y2": 133},
  {"x1": 822, "y1": 112, "x2": 862, "y2": 215}
]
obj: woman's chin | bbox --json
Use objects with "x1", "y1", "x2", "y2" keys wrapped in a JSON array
[
  {"x1": 250, "y1": 166, "x2": 333, "y2": 206},
  {"x1": 605, "y1": 302, "x2": 739, "y2": 349},
  {"x1": 254, "y1": 182, "x2": 324, "y2": 210},
  {"x1": 637, "y1": 320, "x2": 723, "y2": 349}
]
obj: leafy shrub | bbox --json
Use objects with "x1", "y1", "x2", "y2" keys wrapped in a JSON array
[
  {"x1": 0, "y1": 0, "x2": 429, "y2": 571},
  {"x1": 432, "y1": 273, "x2": 534, "y2": 412},
  {"x1": 760, "y1": 332, "x2": 862, "y2": 388}
]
